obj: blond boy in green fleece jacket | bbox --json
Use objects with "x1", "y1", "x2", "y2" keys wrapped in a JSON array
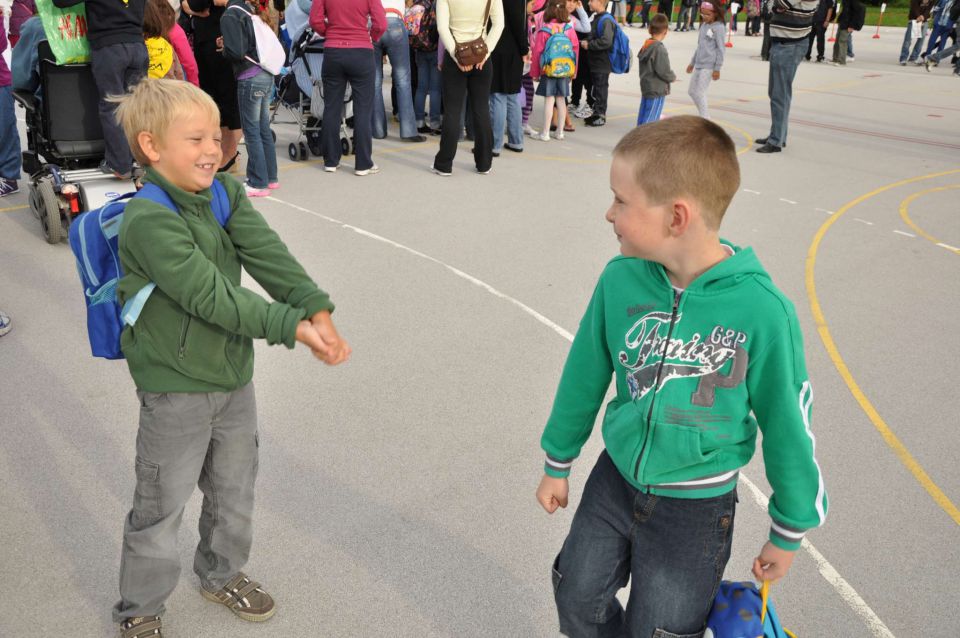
[
  {"x1": 109, "y1": 79, "x2": 350, "y2": 638},
  {"x1": 536, "y1": 116, "x2": 827, "y2": 637}
]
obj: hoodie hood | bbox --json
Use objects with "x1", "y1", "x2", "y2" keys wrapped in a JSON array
[
  {"x1": 637, "y1": 37, "x2": 662, "y2": 62},
  {"x1": 641, "y1": 240, "x2": 770, "y2": 295}
]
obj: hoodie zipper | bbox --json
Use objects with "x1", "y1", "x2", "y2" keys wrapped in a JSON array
[
  {"x1": 177, "y1": 316, "x2": 191, "y2": 360},
  {"x1": 633, "y1": 289, "x2": 682, "y2": 486}
]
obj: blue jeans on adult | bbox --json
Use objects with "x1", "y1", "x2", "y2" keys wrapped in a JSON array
[
  {"x1": 415, "y1": 49, "x2": 442, "y2": 129},
  {"x1": 766, "y1": 39, "x2": 806, "y2": 147},
  {"x1": 847, "y1": 31, "x2": 854, "y2": 56},
  {"x1": 924, "y1": 23, "x2": 955, "y2": 58},
  {"x1": 322, "y1": 47, "x2": 376, "y2": 171},
  {"x1": 0, "y1": 85, "x2": 21, "y2": 181},
  {"x1": 373, "y1": 17, "x2": 418, "y2": 139},
  {"x1": 237, "y1": 69, "x2": 278, "y2": 189},
  {"x1": 552, "y1": 451, "x2": 736, "y2": 638},
  {"x1": 929, "y1": 38, "x2": 960, "y2": 67},
  {"x1": 899, "y1": 22, "x2": 927, "y2": 62},
  {"x1": 89, "y1": 41, "x2": 148, "y2": 174},
  {"x1": 489, "y1": 92, "x2": 523, "y2": 153}
]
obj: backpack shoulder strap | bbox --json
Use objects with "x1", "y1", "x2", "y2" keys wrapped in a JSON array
[
  {"x1": 135, "y1": 183, "x2": 178, "y2": 212},
  {"x1": 209, "y1": 179, "x2": 232, "y2": 228}
]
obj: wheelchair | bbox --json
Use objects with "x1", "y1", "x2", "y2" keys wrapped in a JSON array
[{"x1": 13, "y1": 41, "x2": 135, "y2": 244}]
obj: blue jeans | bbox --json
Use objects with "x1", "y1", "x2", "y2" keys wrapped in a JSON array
[
  {"x1": 929, "y1": 39, "x2": 960, "y2": 68},
  {"x1": 373, "y1": 17, "x2": 418, "y2": 139},
  {"x1": 766, "y1": 39, "x2": 806, "y2": 147},
  {"x1": 237, "y1": 70, "x2": 279, "y2": 189},
  {"x1": 847, "y1": 31, "x2": 854, "y2": 57},
  {"x1": 552, "y1": 451, "x2": 736, "y2": 638},
  {"x1": 924, "y1": 23, "x2": 955, "y2": 58},
  {"x1": 415, "y1": 49, "x2": 442, "y2": 128},
  {"x1": 899, "y1": 22, "x2": 927, "y2": 62},
  {"x1": 0, "y1": 85, "x2": 22, "y2": 180},
  {"x1": 489, "y1": 92, "x2": 523, "y2": 152}
]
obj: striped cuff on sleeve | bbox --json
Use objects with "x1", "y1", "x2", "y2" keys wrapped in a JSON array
[
  {"x1": 544, "y1": 454, "x2": 575, "y2": 478},
  {"x1": 769, "y1": 520, "x2": 807, "y2": 551}
]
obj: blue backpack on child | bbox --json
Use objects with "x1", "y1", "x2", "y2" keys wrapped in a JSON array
[
  {"x1": 598, "y1": 13, "x2": 632, "y2": 74},
  {"x1": 539, "y1": 23, "x2": 576, "y2": 78},
  {"x1": 704, "y1": 581, "x2": 796, "y2": 638},
  {"x1": 68, "y1": 181, "x2": 231, "y2": 360}
]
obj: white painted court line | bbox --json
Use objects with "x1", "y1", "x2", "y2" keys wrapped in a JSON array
[
  {"x1": 780, "y1": 198, "x2": 798, "y2": 205},
  {"x1": 743, "y1": 189, "x2": 761, "y2": 195},
  {"x1": 816, "y1": 208, "x2": 834, "y2": 215},
  {"x1": 268, "y1": 193, "x2": 897, "y2": 637},
  {"x1": 937, "y1": 242, "x2": 960, "y2": 252},
  {"x1": 893, "y1": 230, "x2": 916, "y2": 238},
  {"x1": 854, "y1": 218, "x2": 874, "y2": 226}
]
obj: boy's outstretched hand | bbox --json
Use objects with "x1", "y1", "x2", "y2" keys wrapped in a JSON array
[
  {"x1": 752, "y1": 541, "x2": 796, "y2": 583},
  {"x1": 536, "y1": 474, "x2": 569, "y2": 513},
  {"x1": 294, "y1": 311, "x2": 351, "y2": 365}
]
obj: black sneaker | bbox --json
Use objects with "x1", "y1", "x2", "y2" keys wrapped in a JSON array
[
  {"x1": 417, "y1": 124, "x2": 433, "y2": 134},
  {"x1": 0, "y1": 178, "x2": 19, "y2": 197},
  {"x1": 585, "y1": 115, "x2": 606, "y2": 127},
  {"x1": 402, "y1": 135, "x2": 427, "y2": 143},
  {"x1": 756, "y1": 143, "x2": 782, "y2": 153},
  {"x1": 99, "y1": 159, "x2": 132, "y2": 180},
  {"x1": 754, "y1": 137, "x2": 786, "y2": 148}
]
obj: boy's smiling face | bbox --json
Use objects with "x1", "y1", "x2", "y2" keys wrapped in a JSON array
[
  {"x1": 605, "y1": 155, "x2": 672, "y2": 259},
  {"x1": 139, "y1": 111, "x2": 223, "y2": 193}
]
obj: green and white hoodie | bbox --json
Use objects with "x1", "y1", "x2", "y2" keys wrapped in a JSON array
[{"x1": 541, "y1": 243, "x2": 827, "y2": 551}]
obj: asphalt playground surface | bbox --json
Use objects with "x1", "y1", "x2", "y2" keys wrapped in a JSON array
[{"x1": 1, "y1": 24, "x2": 959, "y2": 638}]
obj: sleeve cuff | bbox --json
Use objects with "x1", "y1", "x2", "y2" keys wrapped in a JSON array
[
  {"x1": 769, "y1": 521, "x2": 806, "y2": 551},
  {"x1": 544, "y1": 454, "x2": 575, "y2": 478}
]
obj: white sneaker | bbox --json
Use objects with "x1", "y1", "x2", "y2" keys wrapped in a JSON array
[
  {"x1": 523, "y1": 123, "x2": 537, "y2": 137},
  {"x1": 323, "y1": 165, "x2": 339, "y2": 173},
  {"x1": 551, "y1": 131, "x2": 565, "y2": 141},
  {"x1": 355, "y1": 164, "x2": 380, "y2": 176},
  {"x1": 432, "y1": 166, "x2": 452, "y2": 177},
  {"x1": 847, "y1": 56, "x2": 855, "y2": 62},
  {"x1": 536, "y1": 132, "x2": 551, "y2": 141},
  {"x1": 579, "y1": 105, "x2": 594, "y2": 119},
  {"x1": 244, "y1": 183, "x2": 270, "y2": 197}
]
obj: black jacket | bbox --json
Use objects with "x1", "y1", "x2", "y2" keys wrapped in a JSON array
[
  {"x1": 837, "y1": 0, "x2": 865, "y2": 31},
  {"x1": 52, "y1": 0, "x2": 144, "y2": 50},
  {"x1": 188, "y1": 0, "x2": 229, "y2": 46},
  {"x1": 588, "y1": 12, "x2": 615, "y2": 74},
  {"x1": 490, "y1": 0, "x2": 529, "y2": 94},
  {"x1": 220, "y1": 0, "x2": 261, "y2": 76}
]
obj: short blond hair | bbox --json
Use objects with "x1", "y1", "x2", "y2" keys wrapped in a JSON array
[
  {"x1": 613, "y1": 116, "x2": 740, "y2": 230},
  {"x1": 112, "y1": 78, "x2": 221, "y2": 165}
]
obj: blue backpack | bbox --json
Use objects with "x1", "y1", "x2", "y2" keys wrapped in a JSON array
[
  {"x1": 598, "y1": 13, "x2": 632, "y2": 74},
  {"x1": 539, "y1": 23, "x2": 576, "y2": 78},
  {"x1": 68, "y1": 181, "x2": 231, "y2": 360},
  {"x1": 704, "y1": 581, "x2": 796, "y2": 638}
]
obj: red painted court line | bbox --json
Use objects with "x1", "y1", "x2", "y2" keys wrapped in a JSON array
[{"x1": 709, "y1": 104, "x2": 960, "y2": 149}]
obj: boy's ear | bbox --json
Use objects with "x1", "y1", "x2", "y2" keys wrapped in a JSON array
[
  {"x1": 668, "y1": 199, "x2": 694, "y2": 237},
  {"x1": 137, "y1": 132, "x2": 162, "y2": 164}
]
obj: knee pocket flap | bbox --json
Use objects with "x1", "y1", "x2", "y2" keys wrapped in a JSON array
[
  {"x1": 552, "y1": 554, "x2": 563, "y2": 595},
  {"x1": 133, "y1": 457, "x2": 163, "y2": 524}
]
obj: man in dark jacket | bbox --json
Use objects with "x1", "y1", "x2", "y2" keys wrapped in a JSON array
[
  {"x1": 755, "y1": 0, "x2": 816, "y2": 153},
  {"x1": 52, "y1": 0, "x2": 148, "y2": 178},
  {"x1": 584, "y1": 0, "x2": 616, "y2": 126},
  {"x1": 901, "y1": 0, "x2": 934, "y2": 63},
  {"x1": 490, "y1": 0, "x2": 529, "y2": 154},
  {"x1": 829, "y1": 0, "x2": 864, "y2": 65}
]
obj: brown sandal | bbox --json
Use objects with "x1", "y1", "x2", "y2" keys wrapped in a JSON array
[
  {"x1": 201, "y1": 572, "x2": 276, "y2": 622},
  {"x1": 118, "y1": 615, "x2": 162, "y2": 638}
]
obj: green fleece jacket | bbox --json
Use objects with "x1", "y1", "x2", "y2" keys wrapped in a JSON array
[
  {"x1": 540, "y1": 243, "x2": 827, "y2": 551},
  {"x1": 116, "y1": 169, "x2": 334, "y2": 393}
]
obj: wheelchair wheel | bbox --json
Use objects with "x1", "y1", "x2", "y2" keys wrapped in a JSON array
[
  {"x1": 27, "y1": 183, "x2": 42, "y2": 219},
  {"x1": 37, "y1": 178, "x2": 63, "y2": 244},
  {"x1": 298, "y1": 142, "x2": 308, "y2": 161},
  {"x1": 288, "y1": 143, "x2": 299, "y2": 161},
  {"x1": 340, "y1": 137, "x2": 350, "y2": 156}
]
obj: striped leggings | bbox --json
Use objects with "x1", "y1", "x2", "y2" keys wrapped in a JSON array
[{"x1": 521, "y1": 74, "x2": 535, "y2": 124}]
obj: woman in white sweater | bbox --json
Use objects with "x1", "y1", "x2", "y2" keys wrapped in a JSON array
[{"x1": 431, "y1": 0, "x2": 505, "y2": 175}]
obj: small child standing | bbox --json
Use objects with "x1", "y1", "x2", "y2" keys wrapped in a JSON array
[
  {"x1": 530, "y1": 1, "x2": 580, "y2": 141},
  {"x1": 686, "y1": 1, "x2": 725, "y2": 119},
  {"x1": 636, "y1": 13, "x2": 675, "y2": 125},
  {"x1": 583, "y1": 0, "x2": 616, "y2": 126},
  {"x1": 110, "y1": 78, "x2": 350, "y2": 638},
  {"x1": 537, "y1": 116, "x2": 828, "y2": 637}
]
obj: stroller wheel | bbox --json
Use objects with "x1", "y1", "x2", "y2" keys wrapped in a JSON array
[
  {"x1": 37, "y1": 178, "x2": 63, "y2": 244},
  {"x1": 288, "y1": 143, "x2": 299, "y2": 161},
  {"x1": 271, "y1": 129, "x2": 276, "y2": 143},
  {"x1": 340, "y1": 137, "x2": 350, "y2": 156},
  {"x1": 298, "y1": 142, "x2": 309, "y2": 161}
]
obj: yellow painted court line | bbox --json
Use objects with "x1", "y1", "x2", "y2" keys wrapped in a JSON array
[
  {"x1": 807, "y1": 168, "x2": 960, "y2": 526},
  {"x1": 0, "y1": 204, "x2": 28, "y2": 213},
  {"x1": 898, "y1": 185, "x2": 960, "y2": 256}
]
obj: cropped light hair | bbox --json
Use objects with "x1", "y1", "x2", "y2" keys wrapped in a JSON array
[
  {"x1": 613, "y1": 115, "x2": 740, "y2": 230},
  {"x1": 112, "y1": 78, "x2": 221, "y2": 165}
]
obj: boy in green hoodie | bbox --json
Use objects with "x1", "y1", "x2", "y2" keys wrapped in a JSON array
[
  {"x1": 110, "y1": 79, "x2": 351, "y2": 638},
  {"x1": 536, "y1": 116, "x2": 827, "y2": 638}
]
